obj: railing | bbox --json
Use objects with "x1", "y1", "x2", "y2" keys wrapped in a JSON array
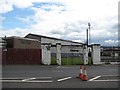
[{"x1": 101, "y1": 56, "x2": 120, "y2": 62}]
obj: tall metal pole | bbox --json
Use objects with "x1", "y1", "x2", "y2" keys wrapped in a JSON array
[
  {"x1": 86, "y1": 29, "x2": 88, "y2": 45},
  {"x1": 88, "y1": 23, "x2": 91, "y2": 45}
]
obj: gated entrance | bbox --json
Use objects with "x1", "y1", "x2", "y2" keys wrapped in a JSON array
[
  {"x1": 61, "y1": 45, "x2": 84, "y2": 65},
  {"x1": 45, "y1": 44, "x2": 101, "y2": 65},
  {"x1": 51, "y1": 45, "x2": 57, "y2": 65},
  {"x1": 51, "y1": 45, "x2": 84, "y2": 65}
]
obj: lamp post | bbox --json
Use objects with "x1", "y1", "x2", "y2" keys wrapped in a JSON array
[
  {"x1": 86, "y1": 29, "x2": 88, "y2": 45},
  {"x1": 88, "y1": 23, "x2": 91, "y2": 45}
]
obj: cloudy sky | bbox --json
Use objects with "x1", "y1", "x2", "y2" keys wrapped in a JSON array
[{"x1": 0, "y1": 0, "x2": 119, "y2": 46}]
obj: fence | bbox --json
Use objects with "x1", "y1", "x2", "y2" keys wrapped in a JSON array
[
  {"x1": 101, "y1": 56, "x2": 120, "y2": 62},
  {"x1": 51, "y1": 45, "x2": 84, "y2": 65},
  {"x1": 61, "y1": 53, "x2": 84, "y2": 65},
  {"x1": 51, "y1": 46, "x2": 57, "y2": 65},
  {"x1": 2, "y1": 48, "x2": 42, "y2": 65}
]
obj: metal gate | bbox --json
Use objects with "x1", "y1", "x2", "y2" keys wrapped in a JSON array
[
  {"x1": 61, "y1": 45, "x2": 84, "y2": 65},
  {"x1": 51, "y1": 45, "x2": 57, "y2": 65}
]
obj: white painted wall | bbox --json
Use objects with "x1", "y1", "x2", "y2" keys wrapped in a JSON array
[
  {"x1": 41, "y1": 45, "x2": 51, "y2": 65},
  {"x1": 92, "y1": 44, "x2": 101, "y2": 64},
  {"x1": 83, "y1": 45, "x2": 88, "y2": 65},
  {"x1": 61, "y1": 46, "x2": 83, "y2": 53},
  {"x1": 56, "y1": 44, "x2": 61, "y2": 65},
  {"x1": 41, "y1": 37, "x2": 84, "y2": 65}
]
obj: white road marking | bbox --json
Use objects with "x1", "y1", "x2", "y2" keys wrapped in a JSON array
[
  {"x1": 0, "y1": 78, "x2": 24, "y2": 79},
  {"x1": 57, "y1": 77, "x2": 72, "y2": 82},
  {"x1": 0, "y1": 80, "x2": 53, "y2": 83},
  {"x1": 22, "y1": 78, "x2": 36, "y2": 81},
  {"x1": 0, "y1": 77, "x2": 53, "y2": 83},
  {"x1": 88, "y1": 76, "x2": 101, "y2": 81},
  {"x1": 88, "y1": 75, "x2": 120, "y2": 82},
  {"x1": 0, "y1": 77, "x2": 52, "y2": 80},
  {"x1": 92, "y1": 80, "x2": 120, "y2": 82},
  {"x1": 0, "y1": 80, "x2": 22, "y2": 82},
  {"x1": 25, "y1": 80, "x2": 53, "y2": 83}
]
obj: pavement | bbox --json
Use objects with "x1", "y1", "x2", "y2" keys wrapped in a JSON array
[{"x1": 1, "y1": 64, "x2": 120, "y2": 89}]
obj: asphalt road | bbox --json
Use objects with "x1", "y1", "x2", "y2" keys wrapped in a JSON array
[{"x1": 1, "y1": 64, "x2": 120, "y2": 89}]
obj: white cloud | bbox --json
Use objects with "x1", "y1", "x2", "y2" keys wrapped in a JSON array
[
  {"x1": 0, "y1": 0, "x2": 62, "y2": 13},
  {"x1": 0, "y1": 0, "x2": 119, "y2": 45},
  {"x1": 105, "y1": 39, "x2": 118, "y2": 45},
  {"x1": 0, "y1": 28, "x2": 29, "y2": 37},
  {"x1": 0, "y1": 0, "x2": 13, "y2": 13},
  {"x1": 30, "y1": 0, "x2": 118, "y2": 29},
  {"x1": 56, "y1": 0, "x2": 119, "y2": 24},
  {"x1": 91, "y1": 29, "x2": 118, "y2": 39}
]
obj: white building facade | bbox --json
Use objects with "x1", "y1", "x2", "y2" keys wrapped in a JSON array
[{"x1": 25, "y1": 33, "x2": 101, "y2": 65}]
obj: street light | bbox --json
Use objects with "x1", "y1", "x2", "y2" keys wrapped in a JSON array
[
  {"x1": 88, "y1": 23, "x2": 91, "y2": 45},
  {"x1": 86, "y1": 29, "x2": 88, "y2": 45}
]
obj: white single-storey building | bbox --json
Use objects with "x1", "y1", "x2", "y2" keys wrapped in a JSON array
[{"x1": 25, "y1": 33, "x2": 101, "y2": 65}]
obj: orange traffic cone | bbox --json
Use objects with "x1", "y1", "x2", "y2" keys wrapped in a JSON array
[
  {"x1": 79, "y1": 65, "x2": 83, "y2": 79},
  {"x1": 82, "y1": 67, "x2": 88, "y2": 81}
]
